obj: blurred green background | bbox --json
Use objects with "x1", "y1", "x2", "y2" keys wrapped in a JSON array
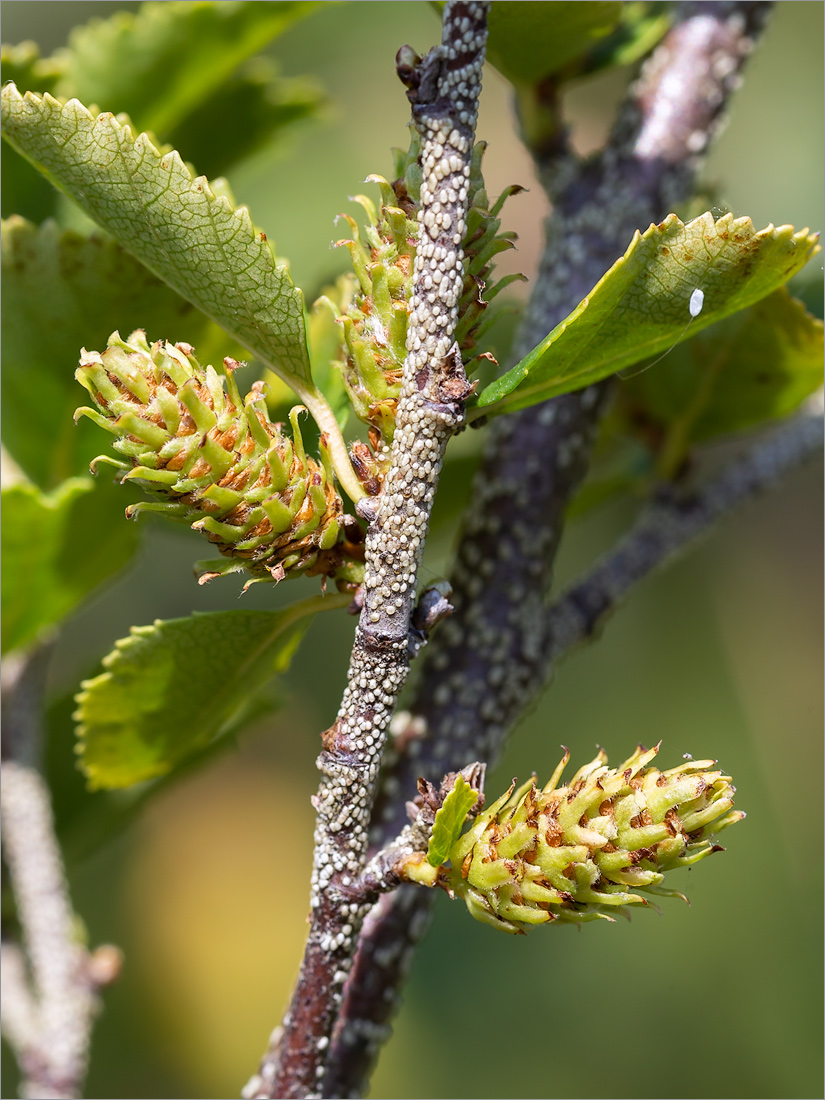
[{"x1": 1, "y1": 3, "x2": 822, "y2": 1098}]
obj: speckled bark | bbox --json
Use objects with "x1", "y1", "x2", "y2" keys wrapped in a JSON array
[
  {"x1": 325, "y1": 4, "x2": 774, "y2": 1095},
  {"x1": 245, "y1": 5, "x2": 491, "y2": 1098}
]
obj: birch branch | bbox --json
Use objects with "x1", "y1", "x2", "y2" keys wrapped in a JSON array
[
  {"x1": 245, "y1": 4, "x2": 491, "y2": 1097},
  {"x1": 547, "y1": 394, "x2": 824, "y2": 663},
  {"x1": 325, "y1": 4, "x2": 775, "y2": 1094}
]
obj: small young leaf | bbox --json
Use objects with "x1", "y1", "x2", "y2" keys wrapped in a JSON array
[
  {"x1": 75, "y1": 593, "x2": 350, "y2": 790},
  {"x1": 1, "y1": 87, "x2": 315, "y2": 401},
  {"x1": 427, "y1": 775, "x2": 481, "y2": 867},
  {"x1": 1, "y1": 216, "x2": 242, "y2": 488},
  {"x1": 474, "y1": 213, "x2": 820, "y2": 418},
  {"x1": 1, "y1": 477, "x2": 139, "y2": 656},
  {"x1": 621, "y1": 288, "x2": 824, "y2": 471}
]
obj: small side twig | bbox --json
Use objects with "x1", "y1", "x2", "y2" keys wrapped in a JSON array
[
  {"x1": 246, "y1": 5, "x2": 491, "y2": 1098},
  {"x1": 342, "y1": 762, "x2": 486, "y2": 905},
  {"x1": 547, "y1": 395, "x2": 825, "y2": 662},
  {"x1": 1, "y1": 646, "x2": 118, "y2": 1100}
]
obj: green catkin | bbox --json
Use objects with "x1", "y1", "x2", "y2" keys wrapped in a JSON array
[
  {"x1": 332, "y1": 133, "x2": 524, "y2": 488},
  {"x1": 75, "y1": 330, "x2": 362, "y2": 589},
  {"x1": 431, "y1": 745, "x2": 743, "y2": 933}
]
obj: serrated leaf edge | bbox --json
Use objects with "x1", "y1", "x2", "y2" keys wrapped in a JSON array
[
  {"x1": 1, "y1": 84, "x2": 364, "y2": 503},
  {"x1": 474, "y1": 211, "x2": 820, "y2": 416},
  {"x1": 73, "y1": 591, "x2": 350, "y2": 787}
]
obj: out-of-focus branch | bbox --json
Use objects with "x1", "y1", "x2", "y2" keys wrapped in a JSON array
[
  {"x1": 547, "y1": 394, "x2": 824, "y2": 663},
  {"x1": 325, "y1": 4, "x2": 775, "y2": 1095},
  {"x1": 1, "y1": 645, "x2": 118, "y2": 1100}
]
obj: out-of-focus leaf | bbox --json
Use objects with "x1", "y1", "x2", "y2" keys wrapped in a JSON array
[
  {"x1": 619, "y1": 288, "x2": 824, "y2": 471},
  {"x1": 486, "y1": 1, "x2": 623, "y2": 85},
  {"x1": 1, "y1": 88, "x2": 316, "y2": 403},
  {"x1": 428, "y1": 775, "x2": 481, "y2": 867},
  {"x1": 75, "y1": 593, "x2": 350, "y2": 789},
  {"x1": 1, "y1": 477, "x2": 139, "y2": 655},
  {"x1": 46, "y1": 675, "x2": 279, "y2": 865},
  {"x1": 54, "y1": 0, "x2": 324, "y2": 137},
  {"x1": 1, "y1": 42, "x2": 64, "y2": 221},
  {"x1": 581, "y1": 2, "x2": 670, "y2": 74},
  {"x1": 474, "y1": 213, "x2": 820, "y2": 418},
  {"x1": 1, "y1": 216, "x2": 241, "y2": 488},
  {"x1": 1, "y1": 40, "x2": 64, "y2": 93},
  {"x1": 166, "y1": 56, "x2": 323, "y2": 180},
  {"x1": 789, "y1": 272, "x2": 824, "y2": 320}
]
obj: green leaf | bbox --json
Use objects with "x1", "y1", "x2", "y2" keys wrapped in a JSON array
[
  {"x1": 474, "y1": 213, "x2": 820, "y2": 418},
  {"x1": 620, "y1": 288, "x2": 824, "y2": 473},
  {"x1": 486, "y1": 1, "x2": 623, "y2": 85},
  {"x1": 578, "y1": 2, "x2": 670, "y2": 75},
  {"x1": 1, "y1": 43, "x2": 64, "y2": 222},
  {"x1": 1, "y1": 216, "x2": 241, "y2": 488},
  {"x1": 427, "y1": 775, "x2": 480, "y2": 867},
  {"x1": 75, "y1": 593, "x2": 350, "y2": 789},
  {"x1": 1, "y1": 477, "x2": 139, "y2": 656},
  {"x1": 47, "y1": 673, "x2": 276, "y2": 866},
  {"x1": 164, "y1": 57, "x2": 323, "y2": 181},
  {"x1": 789, "y1": 271, "x2": 824, "y2": 320},
  {"x1": 1, "y1": 40, "x2": 64, "y2": 94},
  {"x1": 1, "y1": 87, "x2": 315, "y2": 402},
  {"x1": 54, "y1": 0, "x2": 324, "y2": 138}
]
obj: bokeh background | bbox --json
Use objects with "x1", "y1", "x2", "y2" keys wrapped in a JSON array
[{"x1": 1, "y1": 3, "x2": 822, "y2": 1098}]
